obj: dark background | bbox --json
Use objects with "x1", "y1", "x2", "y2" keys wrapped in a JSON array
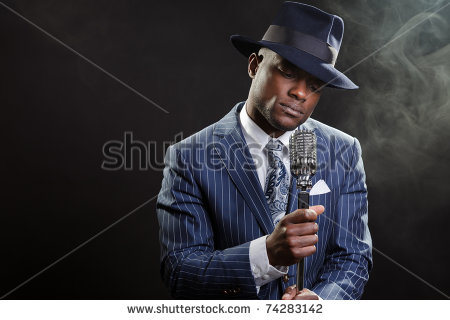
[{"x1": 1, "y1": 0, "x2": 449, "y2": 299}]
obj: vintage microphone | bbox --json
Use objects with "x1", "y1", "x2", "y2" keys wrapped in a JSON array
[{"x1": 289, "y1": 129, "x2": 317, "y2": 290}]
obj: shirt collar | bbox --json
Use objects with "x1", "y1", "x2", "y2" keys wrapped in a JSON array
[
  {"x1": 239, "y1": 102, "x2": 294, "y2": 151},
  {"x1": 277, "y1": 128, "x2": 293, "y2": 150}
]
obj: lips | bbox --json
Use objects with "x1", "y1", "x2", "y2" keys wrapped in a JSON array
[{"x1": 280, "y1": 102, "x2": 303, "y2": 117}]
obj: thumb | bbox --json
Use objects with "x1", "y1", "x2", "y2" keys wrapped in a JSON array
[{"x1": 309, "y1": 205, "x2": 325, "y2": 215}]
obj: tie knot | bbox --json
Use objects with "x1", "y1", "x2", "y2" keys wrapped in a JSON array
[
  {"x1": 266, "y1": 139, "x2": 284, "y2": 167},
  {"x1": 266, "y1": 139, "x2": 284, "y2": 152}
]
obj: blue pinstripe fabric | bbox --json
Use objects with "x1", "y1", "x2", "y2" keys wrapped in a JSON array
[{"x1": 156, "y1": 102, "x2": 372, "y2": 299}]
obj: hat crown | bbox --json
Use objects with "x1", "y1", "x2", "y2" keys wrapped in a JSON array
[
  {"x1": 229, "y1": 1, "x2": 358, "y2": 89},
  {"x1": 271, "y1": 2, "x2": 344, "y2": 51}
]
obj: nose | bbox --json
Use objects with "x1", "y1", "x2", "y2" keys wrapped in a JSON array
[{"x1": 288, "y1": 79, "x2": 308, "y2": 102}]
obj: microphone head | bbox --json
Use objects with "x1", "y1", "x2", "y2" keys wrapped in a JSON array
[{"x1": 289, "y1": 129, "x2": 317, "y2": 189}]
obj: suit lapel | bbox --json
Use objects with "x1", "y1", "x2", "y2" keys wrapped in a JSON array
[{"x1": 213, "y1": 103, "x2": 274, "y2": 235}]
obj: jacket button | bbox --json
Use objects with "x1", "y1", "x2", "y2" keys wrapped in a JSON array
[{"x1": 283, "y1": 275, "x2": 289, "y2": 283}]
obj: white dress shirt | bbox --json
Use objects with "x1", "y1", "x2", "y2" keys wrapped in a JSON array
[{"x1": 239, "y1": 103, "x2": 294, "y2": 288}]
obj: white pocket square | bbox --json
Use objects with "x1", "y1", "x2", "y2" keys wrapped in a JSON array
[{"x1": 310, "y1": 179, "x2": 331, "y2": 196}]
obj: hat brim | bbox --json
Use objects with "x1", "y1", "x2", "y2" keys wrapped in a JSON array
[{"x1": 230, "y1": 34, "x2": 358, "y2": 90}]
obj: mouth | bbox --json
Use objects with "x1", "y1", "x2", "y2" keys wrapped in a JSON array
[{"x1": 279, "y1": 102, "x2": 303, "y2": 118}]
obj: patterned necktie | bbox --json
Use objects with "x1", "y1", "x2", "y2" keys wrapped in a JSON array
[{"x1": 264, "y1": 139, "x2": 290, "y2": 225}]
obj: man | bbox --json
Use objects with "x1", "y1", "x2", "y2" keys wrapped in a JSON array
[{"x1": 157, "y1": 2, "x2": 372, "y2": 299}]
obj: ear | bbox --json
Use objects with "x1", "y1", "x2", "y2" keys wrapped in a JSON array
[{"x1": 248, "y1": 53, "x2": 260, "y2": 79}]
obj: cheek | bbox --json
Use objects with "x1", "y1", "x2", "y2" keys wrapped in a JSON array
[
  {"x1": 305, "y1": 96, "x2": 321, "y2": 115},
  {"x1": 254, "y1": 73, "x2": 282, "y2": 99}
]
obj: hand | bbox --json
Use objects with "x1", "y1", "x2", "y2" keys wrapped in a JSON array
[
  {"x1": 282, "y1": 286, "x2": 320, "y2": 300},
  {"x1": 266, "y1": 205, "x2": 324, "y2": 266}
]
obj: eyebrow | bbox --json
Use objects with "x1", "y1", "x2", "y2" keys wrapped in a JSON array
[
  {"x1": 276, "y1": 59, "x2": 301, "y2": 75},
  {"x1": 277, "y1": 59, "x2": 325, "y2": 85},
  {"x1": 277, "y1": 58, "x2": 294, "y2": 68},
  {"x1": 278, "y1": 57, "x2": 305, "y2": 72}
]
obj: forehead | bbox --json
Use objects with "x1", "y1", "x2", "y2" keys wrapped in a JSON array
[
  {"x1": 270, "y1": 52, "x2": 289, "y2": 66},
  {"x1": 270, "y1": 52, "x2": 300, "y2": 71}
]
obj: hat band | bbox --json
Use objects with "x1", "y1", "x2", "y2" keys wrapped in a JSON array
[{"x1": 262, "y1": 25, "x2": 338, "y2": 66}]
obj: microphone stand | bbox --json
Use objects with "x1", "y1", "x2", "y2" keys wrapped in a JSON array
[{"x1": 296, "y1": 178, "x2": 310, "y2": 291}]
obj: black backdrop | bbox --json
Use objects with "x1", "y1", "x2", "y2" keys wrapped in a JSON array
[{"x1": 1, "y1": 0, "x2": 449, "y2": 299}]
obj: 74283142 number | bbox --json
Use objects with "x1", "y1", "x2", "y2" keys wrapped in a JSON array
[{"x1": 265, "y1": 303, "x2": 323, "y2": 313}]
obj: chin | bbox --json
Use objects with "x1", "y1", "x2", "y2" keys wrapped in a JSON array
[
  {"x1": 274, "y1": 114, "x2": 305, "y2": 131},
  {"x1": 271, "y1": 118, "x2": 303, "y2": 132}
]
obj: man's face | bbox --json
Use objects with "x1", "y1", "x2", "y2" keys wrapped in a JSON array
[{"x1": 247, "y1": 49, "x2": 324, "y2": 136}]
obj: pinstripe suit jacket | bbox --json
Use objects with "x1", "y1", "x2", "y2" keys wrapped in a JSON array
[{"x1": 156, "y1": 102, "x2": 372, "y2": 299}]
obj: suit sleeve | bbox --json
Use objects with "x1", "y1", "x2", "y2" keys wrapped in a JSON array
[
  {"x1": 156, "y1": 145, "x2": 258, "y2": 299},
  {"x1": 311, "y1": 137, "x2": 373, "y2": 299}
]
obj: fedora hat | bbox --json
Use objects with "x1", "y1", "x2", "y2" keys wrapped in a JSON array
[{"x1": 231, "y1": 1, "x2": 358, "y2": 89}]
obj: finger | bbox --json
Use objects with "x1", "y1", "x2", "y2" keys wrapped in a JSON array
[
  {"x1": 294, "y1": 289, "x2": 319, "y2": 300},
  {"x1": 285, "y1": 222, "x2": 318, "y2": 237},
  {"x1": 293, "y1": 245, "x2": 317, "y2": 260},
  {"x1": 310, "y1": 205, "x2": 325, "y2": 215},
  {"x1": 284, "y1": 209, "x2": 319, "y2": 224},
  {"x1": 286, "y1": 234, "x2": 318, "y2": 249},
  {"x1": 281, "y1": 285, "x2": 298, "y2": 300},
  {"x1": 297, "y1": 288, "x2": 313, "y2": 295},
  {"x1": 294, "y1": 294, "x2": 319, "y2": 300},
  {"x1": 283, "y1": 205, "x2": 325, "y2": 225}
]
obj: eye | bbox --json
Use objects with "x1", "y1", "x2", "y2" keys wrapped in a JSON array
[
  {"x1": 309, "y1": 83, "x2": 323, "y2": 93},
  {"x1": 310, "y1": 85, "x2": 319, "y2": 92},
  {"x1": 280, "y1": 69, "x2": 295, "y2": 79}
]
